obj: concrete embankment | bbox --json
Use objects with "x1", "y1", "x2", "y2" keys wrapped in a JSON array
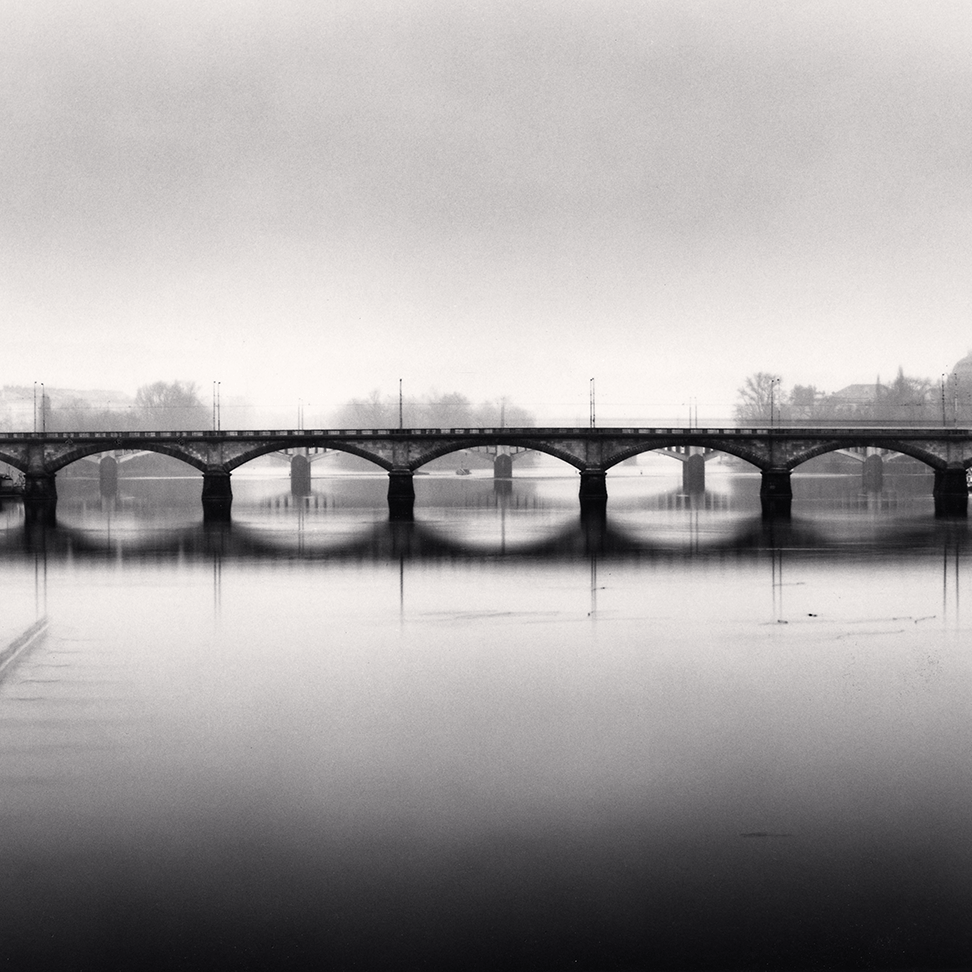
[{"x1": 0, "y1": 617, "x2": 49, "y2": 678}]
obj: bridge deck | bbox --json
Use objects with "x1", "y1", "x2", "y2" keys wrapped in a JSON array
[
  {"x1": 1, "y1": 426, "x2": 969, "y2": 521},
  {"x1": 3, "y1": 425, "x2": 971, "y2": 440}
]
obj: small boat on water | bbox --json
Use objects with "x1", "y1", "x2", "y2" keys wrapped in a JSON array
[
  {"x1": 455, "y1": 467, "x2": 471, "y2": 476},
  {"x1": 0, "y1": 473, "x2": 24, "y2": 498}
]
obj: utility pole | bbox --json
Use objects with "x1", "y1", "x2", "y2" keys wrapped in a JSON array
[
  {"x1": 590, "y1": 378, "x2": 595, "y2": 429},
  {"x1": 399, "y1": 379, "x2": 403, "y2": 430}
]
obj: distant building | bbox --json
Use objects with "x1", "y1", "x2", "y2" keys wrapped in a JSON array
[
  {"x1": 949, "y1": 351, "x2": 972, "y2": 418},
  {"x1": 829, "y1": 382, "x2": 888, "y2": 404},
  {"x1": 0, "y1": 386, "x2": 37, "y2": 430},
  {"x1": 951, "y1": 350, "x2": 972, "y2": 379}
]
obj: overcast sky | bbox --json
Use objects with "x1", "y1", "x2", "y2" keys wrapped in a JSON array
[{"x1": 3, "y1": 0, "x2": 971, "y2": 424}]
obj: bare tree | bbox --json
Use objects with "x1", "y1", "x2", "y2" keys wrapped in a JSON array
[
  {"x1": 473, "y1": 397, "x2": 534, "y2": 428},
  {"x1": 46, "y1": 396, "x2": 123, "y2": 432},
  {"x1": 333, "y1": 390, "x2": 535, "y2": 429},
  {"x1": 882, "y1": 367, "x2": 935, "y2": 423},
  {"x1": 134, "y1": 381, "x2": 209, "y2": 431},
  {"x1": 337, "y1": 390, "x2": 396, "y2": 429},
  {"x1": 734, "y1": 372, "x2": 781, "y2": 423},
  {"x1": 738, "y1": 366, "x2": 940, "y2": 426},
  {"x1": 418, "y1": 392, "x2": 474, "y2": 429},
  {"x1": 786, "y1": 385, "x2": 820, "y2": 420}
]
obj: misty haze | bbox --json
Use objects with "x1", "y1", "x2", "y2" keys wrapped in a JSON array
[{"x1": 2, "y1": 3, "x2": 972, "y2": 971}]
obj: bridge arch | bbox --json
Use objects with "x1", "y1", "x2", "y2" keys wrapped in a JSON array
[
  {"x1": 785, "y1": 439, "x2": 945, "y2": 472},
  {"x1": 409, "y1": 437, "x2": 584, "y2": 471},
  {"x1": 602, "y1": 438, "x2": 766, "y2": 471},
  {"x1": 48, "y1": 442, "x2": 209, "y2": 474},
  {"x1": 0, "y1": 450, "x2": 26, "y2": 473},
  {"x1": 223, "y1": 439, "x2": 393, "y2": 472}
]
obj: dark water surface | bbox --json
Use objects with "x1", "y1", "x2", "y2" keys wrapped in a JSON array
[{"x1": 0, "y1": 464, "x2": 969, "y2": 970}]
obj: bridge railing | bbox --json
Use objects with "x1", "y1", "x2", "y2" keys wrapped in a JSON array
[{"x1": 2, "y1": 424, "x2": 972, "y2": 440}]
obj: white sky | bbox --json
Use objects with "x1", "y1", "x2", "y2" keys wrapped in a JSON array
[{"x1": 2, "y1": 0, "x2": 971, "y2": 425}]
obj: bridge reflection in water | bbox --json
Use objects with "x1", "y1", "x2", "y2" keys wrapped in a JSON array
[
  {"x1": 4, "y1": 490, "x2": 961, "y2": 568},
  {"x1": 10, "y1": 490, "x2": 970, "y2": 661},
  {"x1": 5, "y1": 468, "x2": 970, "y2": 972},
  {"x1": 0, "y1": 425, "x2": 969, "y2": 523}
]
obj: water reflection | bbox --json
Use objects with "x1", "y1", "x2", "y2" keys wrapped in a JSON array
[
  {"x1": 1, "y1": 472, "x2": 970, "y2": 970},
  {"x1": 8, "y1": 503, "x2": 970, "y2": 568}
]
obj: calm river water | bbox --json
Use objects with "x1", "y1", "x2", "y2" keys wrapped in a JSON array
[{"x1": 0, "y1": 458, "x2": 969, "y2": 970}]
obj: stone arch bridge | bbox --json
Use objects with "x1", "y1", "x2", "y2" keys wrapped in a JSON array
[{"x1": 1, "y1": 426, "x2": 969, "y2": 521}]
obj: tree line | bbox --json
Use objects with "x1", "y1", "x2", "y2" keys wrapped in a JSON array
[
  {"x1": 0, "y1": 381, "x2": 211, "y2": 433},
  {"x1": 335, "y1": 390, "x2": 534, "y2": 429},
  {"x1": 735, "y1": 368, "x2": 967, "y2": 425},
  {"x1": 2, "y1": 382, "x2": 535, "y2": 432}
]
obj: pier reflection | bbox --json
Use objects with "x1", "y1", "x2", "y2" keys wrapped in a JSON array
[{"x1": 4, "y1": 502, "x2": 969, "y2": 569}]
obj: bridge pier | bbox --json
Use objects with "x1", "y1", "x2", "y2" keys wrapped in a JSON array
[
  {"x1": 202, "y1": 470, "x2": 233, "y2": 520},
  {"x1": 494, "y1": 454, "x2": 513, "y2": 479},
  {"x1": 579, "y1": 469, "x2": 608, "y2": 515},
  {"x1": 862, "y1": 454, "x2": 883, "y2": 492},
  {"x1": 581, "y1": 510, "x2": 607, "y2": 553},
  {"x1": 682, "y1": 454, "x2": 705, "y2": 493},
  {"x1": 388, "y1": 470, "x2": 415, "y2": 520},
  {"x1": 290, "y1": 455, "x2": 311, "y2": 496},
  {"x1": 760, "y1": 469, "x2": 792, "y2": 518},
  {"x1": 100, "y1": 455, "x2": 118, "y2": 497},
  {"x1": 23, "y1": 472, "x2": 57, "y2": 525},
  {"x1": 933, "y1": 468, "x2": 968, "y2": 517}
]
